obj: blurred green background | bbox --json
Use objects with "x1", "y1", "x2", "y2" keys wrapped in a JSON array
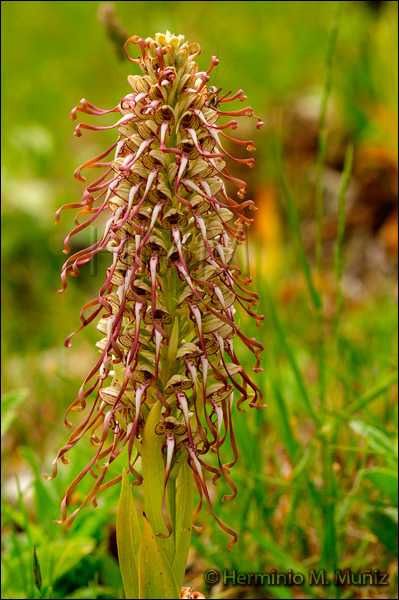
[{"x1": 1, "y1": 1, "x2": 398, "y2": 599}]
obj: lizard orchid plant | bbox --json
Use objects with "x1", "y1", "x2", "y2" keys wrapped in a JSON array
[{"x1": 45, "y1": 31, "x2": 264, "y2": 599}]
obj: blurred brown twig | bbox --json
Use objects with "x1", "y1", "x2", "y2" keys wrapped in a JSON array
[{"x1": 98, "y1": 2, "x2": 129, "y2": 61}]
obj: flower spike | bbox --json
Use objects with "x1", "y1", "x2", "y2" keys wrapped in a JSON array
[{"x1": 47, "y1": 30, "x2": 265, "y2": 550}]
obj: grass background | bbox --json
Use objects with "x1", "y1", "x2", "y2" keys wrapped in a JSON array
[{"x1": 1, "y1": 1, "x2": 398, "y2": 598}]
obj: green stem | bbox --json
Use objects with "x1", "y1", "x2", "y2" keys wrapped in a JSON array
[
  {"x1": 316, "y1": 13, "x2": 343, "y2": 596},
  {"x1": 315, "y1": 2, "x2": 343, "y2": 424},
  {"x1": 315, "y1": 0, "x2": 343, "y2": 287},
  {"x1": 334, "y1": 145, "x2": 354, "y2": 339}
]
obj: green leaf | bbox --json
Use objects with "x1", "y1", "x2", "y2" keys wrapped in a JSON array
[
  {"x1": 347, "y1": 372, "x2": 398, "y2": 415},
  {"x1": 142, "y1": 402, "x2": 174, "y2": 562},
  {"x1": 172, "y1": 459, "x2": 193, "y2": 589},
  {"x1": 1, "y1": 388, "x2": 28, "y2": 437},
  {"x1": 247, "y1": 527, "x2": 314, "y2": 596},
  {"x1": 116, "y1": 469, "x2": 140, "y2": 600},
  {"x1": 349, "y1": 419, "x2": 398, "y2": 457},
  {"x1": 139, "y1": 515, "x2": 180, "y2": 600},
  {"x1": 292, "y1": 446, "x2": 317, "y2": 480},
  {"x1": 52, "y1": 539, "x2": 96, "y2": 582},
  {"x1": 32, "y1": 547, "x2": 42, "y2": 593},
  {"x1": 20, "y1": 446, "x2": 58, "y2": 526},
  {"x1": 65, "y1": 585, "x2": 117, "y2": 599},
  {"x1": 360, "y1": 468, "x2": 398, "y2": 506},
  {"x1": 364, "y1": 508, "x2": 399, "y2": 557}
]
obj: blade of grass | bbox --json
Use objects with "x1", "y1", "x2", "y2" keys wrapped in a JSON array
[
  {"x1": 346, "y1": 372, "x2": 398, "y2": 415},
  {"x1": 334, "y1": 144, "x2": 354, "y2": 326},
  {"x1": 16, "y1": 476, "x2": 33, "y2": 550},
  {"x1": 328, "y1": 444, "x2": 397, "y2": 457},
  {"x1": 331, "y1": 144, "x2": 355, "y2": 451},
  {"x1": 321, "y1": 371, "x2": 397, "y2": 430},
  {"x1": 275, "y1": 134, "x2": 320, "y2": 312},
  {"x1": 269, "y1": 376, "x2": 298, "y2": 459},
  {"x1": 321, "y1": 144, "x2": 353, "y2": 599},
  {"x1": 264, "y1": 282, "x2": 320, "y2": 426},
  {"x1": 316, "y1": 9, "x2": 347, "y2": 593},
  {"x1": 315, "y1": 0, "x2": 344, "y2": 282},
  {"x1": 268, "y1": 349, "x2": 298, "y2": 459},
  {"x1": 2, "y1": 506, "x2": 32, "y2": 599}
]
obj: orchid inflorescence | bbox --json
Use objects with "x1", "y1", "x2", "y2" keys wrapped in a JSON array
[{"x1": 46, "y1": 31, "x2": 264, "y2": 550}]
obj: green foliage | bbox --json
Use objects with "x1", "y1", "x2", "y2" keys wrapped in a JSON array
[
  {"x1": 116, "y1": 471, "x2": 140, "y2": 599},
  {"x1": 1, "y1": 389, "x2": 29, "y2": 438},
  {"x1": 1, "y1": 1, "x2": 398, "y2": 599},
  {"x1": 138, "y1": 516, "x2": 180, "y2": 599},
  {"x1": 172, "y1": 461, "x2": 194, "y2": 589},
  {"x1": 117, "y1": 440, "x2": 192, "y2": 598}
]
